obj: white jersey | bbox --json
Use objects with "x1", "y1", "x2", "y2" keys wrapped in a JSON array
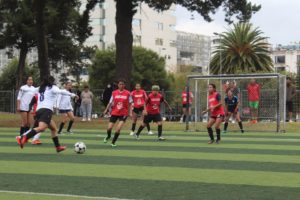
[
  {"x1": 37, "y1": 85, "x2": 75, "y2": 111},
  {"x1": 56, "y1": 89, "x2": 73, "y2": 110},
  {"x1": 17, "y1": 85, "x2": 36, "y2": 111}
]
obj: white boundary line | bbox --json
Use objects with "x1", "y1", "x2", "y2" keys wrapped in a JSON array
[{"x1": 0, "y1": 190, "x2": 136, "y2": 200}]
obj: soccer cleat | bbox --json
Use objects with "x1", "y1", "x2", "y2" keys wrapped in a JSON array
[
  {"x1": 241, "y1": 129, "x2": 244, "y2": 133},
  {"x1": 208, "y1": 140, "x2": 214, "y2": 144},
  {"x1": 81, "y1": 118, "x2": 86, "y2": 122},
  {"x1": 16, "y1": 136, "x2": 22, "y2": 148},
  {"x1": 158, "y1": 136, "x2": 166, "y2": 141},
  {"x1": 111, "y1": 144, "x2": 117, "y2": 148},
  {"x1": 58, "y1": 131, "x2": 62, "y2": 134},
  {"x1": 20, "y1": 135, "x2": 29, "y2": 148},
  {"x1": 103, "y1": 137, "x2": 109, "y2": 143},
  {"x1": 31, "y1": 139, "x2": 42, "y2": 145},
  {"x1": 252, "y1": 120, "x2": 258, "y2": 124},
  {"x1": 148, "y1": 131, "x2": 154, "y2": 135},
  {"x1": 129, "y1": 131, "x2": 135, "y2": 136},
  {"x1": 134, "y1": 134, "x2": 140, "y2": 140},
  {"x1": 56, "y1": 145, "x2": 67, "y2": 153},
  {"x1": 88, "y1": 118, "x2": 91, "y2": 121},
  {"x1": 216, "y1": 139, "x2": 221, "y2": 144},
  {"x1": 66, "y1": 130, "x2": 73, "y2": 134},
  {"x1": 222, "y1": 130, "x2": 227, "y2": 134}
]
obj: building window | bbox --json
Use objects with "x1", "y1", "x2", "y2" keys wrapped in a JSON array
[
  {"x1": 275, "y1": 56, "x2": 285, "y2": 64},
  {"x1": 133, "y1": 35, "x2": 141, "y2": 46},
  {"x1": 155, "y1": 38, "x2": 163, "y2": 46},
  {"x1": 155, "y1": 22, "x2": 163, "y2": 30},
  {"x1": 132, "y1": 18, "x2": 141, "y2": 30}
]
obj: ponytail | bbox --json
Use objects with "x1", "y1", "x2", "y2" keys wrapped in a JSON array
[{"x1": 39, "y1": 76, "x2": 55, "y2": 93}]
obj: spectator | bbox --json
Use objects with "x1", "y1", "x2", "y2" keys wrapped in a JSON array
[
  {"x1": 247, "y1": 79, "x2": 260, "y2": 124},
  {"x1": 73, "y1": 85, "x2": 81, "y2": 117},
  {"x1": 286, "y1": 77, "x2": 296, "y2": 122},
  {"x1": 80, "y1": 85, "x2": 94, "y2": 121}
]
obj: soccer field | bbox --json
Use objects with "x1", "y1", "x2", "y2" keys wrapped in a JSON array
[{"x1": 1, "y1": 127, "x2": 300, "y2": 200}]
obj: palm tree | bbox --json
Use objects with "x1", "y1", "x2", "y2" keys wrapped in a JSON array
[{"x1": 209, "y1": 23, "x2": 273, "y2": 74}]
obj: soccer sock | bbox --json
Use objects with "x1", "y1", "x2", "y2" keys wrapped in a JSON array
[
  {"x1": 216, "y1": 128, "x2": 221, "y2": 141},
  {"x1": 112, "y1": 132, "x2": 120, "y2": 144},
  {"x1": 238, "y1": 121, "x2": 243, "y2": 130},
  {"x1": 136, "y1": 125, "x2": 145, "y2": 136},
  {"x1": 33, "y1": 133, "x2": 41, "y2": 140},
  {"x1": 224, "y1": 122, "x2": 228, "y2": 131},
  {"x1": 158, "y1": 125, "x2": 162, "y2": 137},
  {"x1": 52, "y1": 136, "x2": 60, "y2": 147},
  {"x1": 106, "y1": 129, "x2": 112, "y2": 140},
  {"x1": 146, "y1": 123, "x2": 150, "y2": 132},
  {"x1": 207, "y1": 127, "x2": 214, "y2": 140},
  {"x1": 24, "y1": 126, "x2": 30, "y2": 132},
  {"x1": 25, "y1": 129, "x2": 37, "y2": 139},
  {"x1": 58, "y1": 122, "x2": 65, "y2": 133},
  {"x1": 131, "y1": 123, "x2": 136, "y2": 132},
  {"x1": 67, "y1": 120, "x2": 74, "y2": 132},
  {"x1": 20, "y1": 127, "x2": 25, "y2": 136},
  {"x1": 183, "y1": 115, "x2": 186, "y2": 122}
]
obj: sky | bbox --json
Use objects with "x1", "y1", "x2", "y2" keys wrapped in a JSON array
[{"x1": 175, "y1": 0, "x2": 300, "y2": 46}]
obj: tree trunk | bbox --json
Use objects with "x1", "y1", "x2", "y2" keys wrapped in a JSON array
[
  {"x1": 115, "y1": 0, "x2": 135, "y2": 85},
  {"x1": 34, "y1": 0, "x2": 50, "y2": 81},
  {"x1": 16, "y1": 45, "x2": 28, "y2": 89}
]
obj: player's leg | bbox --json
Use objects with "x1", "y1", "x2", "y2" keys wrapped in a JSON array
[
  {"x1": 66, "y1": 111, "x2": 75, "y2": 133},
  {"x1": 235, "y1": 112, "x2": 244, "y2": 133},
  {"x1": 207, "y1": 118, "x2": 216, "y2": 144},
  {"x1": 111, "y1": 117, "x2": 127, "y2": 147},
  {"x1": 223, "y1": 112, "x2": 231, "y2": 133},
  {"x1": 19, "y1": 112, "x2": 28, "y2": 135},
  {"x1": 87, "y1": 103, "x2": 92, "y2": 121},
  {"x1": 81, "y1": 104, "x2": 87, "y2": 121},
  {"x1": 253, "y1": 102, "x2": 259, "y2": 123},
  {"x1": 49, "y1": 120, "x2": 66, "y2": 152},
  {"x1": 58, "y1": 112, "x2": 68, "y2": 134},
  {"x1": 130, "y1": 110, "x2": 138, "y2": 135},
  {"x1": 182, "y1": 106, "x2": 187, "y2": 123},
  {"x1": 214, "y1": 116, "x2": 223, "y2": 143},
  {"x1": 104, "y1": 116, "x2": 116, "y2": 143},
  {"x1": 24, "y1": 112, "x2": 32, "y2": 133},
  {"x1": 136, "y1": 115, "x2": 150, "y2": 138}
]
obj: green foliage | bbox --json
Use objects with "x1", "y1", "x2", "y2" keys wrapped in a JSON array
[
  {"x1": 210, "y1": 23, "x2": 274, "y2": 74},
  {"x1": 89, "y1": 46, "x2": 173, "y2": 90},
  {"x1": 0, "y1": 59, "x2": 39, "y2": 90}
]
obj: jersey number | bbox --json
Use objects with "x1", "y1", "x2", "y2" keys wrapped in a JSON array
[{"x1": 40, "y1": 92, "x2": 45, "y2": 102}]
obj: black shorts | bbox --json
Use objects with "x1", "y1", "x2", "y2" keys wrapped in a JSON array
[
  {"x1": 34, "y1": 108, "x2": 53, "y2": 126},
  {"x1": 109, "y1": 115, "x2": 128, "y2": 123},
  {"x1": 182, "y1": 104, "x2": 191, "y2": 108},
  {"x1": 210, "y1": 114, "x2": 225, "y2": 120},
  {"x1": 59, "y1": 109, "x2": 72, "y2": 114},
  {"x1": 133, "y1": 107, "x2": 144, "y2": 115},
  {"x1": 144, "y1": 114, "x2": 162, "y2": 124},
  {"x1": 20, "y1": 110, "x2": 30, "y2": 113},
  {"x1": 286, "y1": 101, "x2": 293, "y2": 112}
]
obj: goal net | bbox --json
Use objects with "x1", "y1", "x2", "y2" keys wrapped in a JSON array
[{"x1": 185, "y1": 73, "x2": 286, "y2": 133}]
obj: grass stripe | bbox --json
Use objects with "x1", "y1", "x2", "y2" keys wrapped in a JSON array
[{"x1": 1, "y1": 161, "x2": 300, "y2": 188}]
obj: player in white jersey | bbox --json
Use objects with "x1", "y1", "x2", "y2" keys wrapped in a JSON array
[
  {"x1": 57, "y1": 82, "x2": 76, "y2": 134},
  {"x1": 17, "y1": 76, "x2": 35, "y2": 136},
  {"x1": 16, "y1": 76, "x2": 77, "y2": 153}
]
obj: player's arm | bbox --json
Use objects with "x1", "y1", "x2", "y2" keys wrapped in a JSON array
[
  {"x1": 16, "y1": 87, "x2": 23, "y2": 112},
  {"x1": 128, "y1": 95, "x2": 133, "y2": 117}
]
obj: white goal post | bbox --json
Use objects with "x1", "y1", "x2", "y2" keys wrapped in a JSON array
[{"x1": 185, "y1": 73, "x2": 286, "y2": 133}]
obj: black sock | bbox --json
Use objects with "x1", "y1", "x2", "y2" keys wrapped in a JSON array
[
  {"x1": 24, "y1": 126, "x2": 30, "y2": 132},
  {"x1": 238, "y1": 121, "x2": 243, "y2": 130},
  {"x1": 25, "y1": 129, "x2": 37, "y2": 139},
  {"x1": 67, "y1": 120, "x2": 74, "y2": 132},
  {"x1": 106, "y1": 129, "x2": 112, "y2": 140},
  {"x1": 52, "y1": 136, "x2": 60, "y2": 147},
  {"x1": 20, "y1": 127, "x2": 25, "y2": 136},
  {"x1": 58, "y1": 123, "x2": 65, "y2": 133},
  {"x1": 207, "y1": 127, "x2": 214, "y2": 140},
  {"x1": 216, "y1": 128, "x2": 221, "y2": 141},
  {"x1": 224, "y1": 122, "x2": 228, "y2": 131},
  {"x1": 112, "y1": 132, "x2": 120, "y2": 144},
  {"x1": 146, "y1": 123, "x2": 150, "y2": 132},
  {"x1": 158, "y1": 125, "x2": 162, "y2": 137},
  {"x1": 131, "y1": 123, "x2": 136, "y2": 132},
  {"x1": 136, "y1": 125, "x2": 145, "y2": 136},
  {"x1": 183, "y1": 115, "x2": 186, "y2": 122}
]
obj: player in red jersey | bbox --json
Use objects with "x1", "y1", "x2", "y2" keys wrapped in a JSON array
[
  {"x1": 103, "y1": 80, "x2": 132, "y2": 147},
  {"x1": 247, "y1": 79, "x2": 260, "y2": 124},
  {"x1": 202, "y1": 84, "x2": 225, "y2": 144},
  {"x1": 130, "y1": 83, "x2": 153, "y2": 135},
  {"x1": 135, "y1": 85, "x2": 172, "y2": 140},
  {"x1": 181, "y1": 86, "x2": 193, "y2": 123}
]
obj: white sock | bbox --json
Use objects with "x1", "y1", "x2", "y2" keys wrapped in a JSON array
[{"x1": 33, "y1": 133, "x2": 41, "y2": 140}]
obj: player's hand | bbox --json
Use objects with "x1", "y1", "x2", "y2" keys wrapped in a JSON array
[
  {"x1": 142, "y1": 110, "x2": 148, "y2": 116},
  {"x1": 202, "y1": 110, "x2": 207, "y2": 115}
]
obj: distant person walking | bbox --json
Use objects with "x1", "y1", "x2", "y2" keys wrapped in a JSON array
[
  {"x1": 286, "y1": 77, "x2": 296, "y2": 122},
  {"x1": 247, "y1": 79, "x2": 260, "y2": 124},
  {"x1": 80, "y1": 85, "x2": 94, "y2": 121}
]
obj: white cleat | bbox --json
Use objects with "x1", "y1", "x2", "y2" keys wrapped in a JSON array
[
  {"x1": 148, "y1": 131, "x2": 154, "y2": 135},
  {"x1": 130, "y1": 131, "x2": 135, "y2": 136}
]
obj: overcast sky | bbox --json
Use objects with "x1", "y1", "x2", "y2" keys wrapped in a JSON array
[{"x1": 175, "y1": 0, "x2": 300, "y2": 46}]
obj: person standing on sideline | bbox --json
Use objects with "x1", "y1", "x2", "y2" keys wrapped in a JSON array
[
  {"x1": 135, "y1": 85, "x2": 172, "y2": 141},
  {"x1": 202, "y1": 84, "x2": 225, "y2": 144},
  {"x1": 57, "y1": 82, "x2": 76, "y2": 134},
  {"x1": 286, "y1": 77, "x2": 296, "y2": 122},
  {"x1": 130, "y1": 83, "x2": 153, "y2": 136},
  {"x1": 223, "y1": 89, "x2": 244, "y2": 134},
  {"x1": 17, "y1": 76, "x2": 36, "y2": 136},
  {"x1": 247, "y1": 79, "x2": 260, "y2": 124},
  {"x1": 103, "y1": 79, "x2": 132, "y2": 147},
  {"x1": 181, "y1": 86, "x2": 193, "y2": 123},
  {"x1": 73, "y1": 85, "x2": 81, "y2": 117},
  {"x1": 80, "y1": 85, "x2": 93, "y2": 121},
  {"x1": 16, "y1": 76, "x2": 77, "y2": 152}
]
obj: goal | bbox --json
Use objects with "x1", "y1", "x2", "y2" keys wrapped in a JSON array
[{"x1": 185, "y1": 73, "x2": 286, "y2": 133}]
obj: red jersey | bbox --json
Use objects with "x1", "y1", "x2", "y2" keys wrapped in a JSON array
[
  {"x1": 208, "y1": 92, "x2": 225, "y2": 117},
  {"x1": 182, "y1": 91, "x2": 193, "y2": 104},
  {"x1": 247, "y1": 83, "x2": 260, "y2": 101},
  {"x1": 146, "y1": 92, "x2": 164, "y2": 115},
  {"x1": 131, "y1": 89, "x2": 147, "y2": 108},
  {"x1": 111, "y1": 89, "x2": 131, "y2": 116}
]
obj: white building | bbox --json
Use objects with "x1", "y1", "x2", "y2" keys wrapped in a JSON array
[
  {"x1": 271, "y1": 44, "x2": 300, "y2": 73},
  {"x1": 84, "y1": 0, "x2": 177, "y2": 71}
]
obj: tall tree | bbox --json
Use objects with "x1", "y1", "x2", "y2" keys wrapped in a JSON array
[
  {"x1": 114, "y1": 0, "x2": 261, "y2": 83},
  {"x1": 209, "y1": 23, "x2": 273, "y2": 74}
]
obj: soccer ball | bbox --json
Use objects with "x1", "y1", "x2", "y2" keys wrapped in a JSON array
[{"x1": 74, "y1": 142, "x2": 86, "y2": 154}]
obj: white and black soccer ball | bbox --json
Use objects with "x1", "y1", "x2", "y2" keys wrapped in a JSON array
[{"x1": 74, "y1": 142, "x2": 86, "y2": 154}]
